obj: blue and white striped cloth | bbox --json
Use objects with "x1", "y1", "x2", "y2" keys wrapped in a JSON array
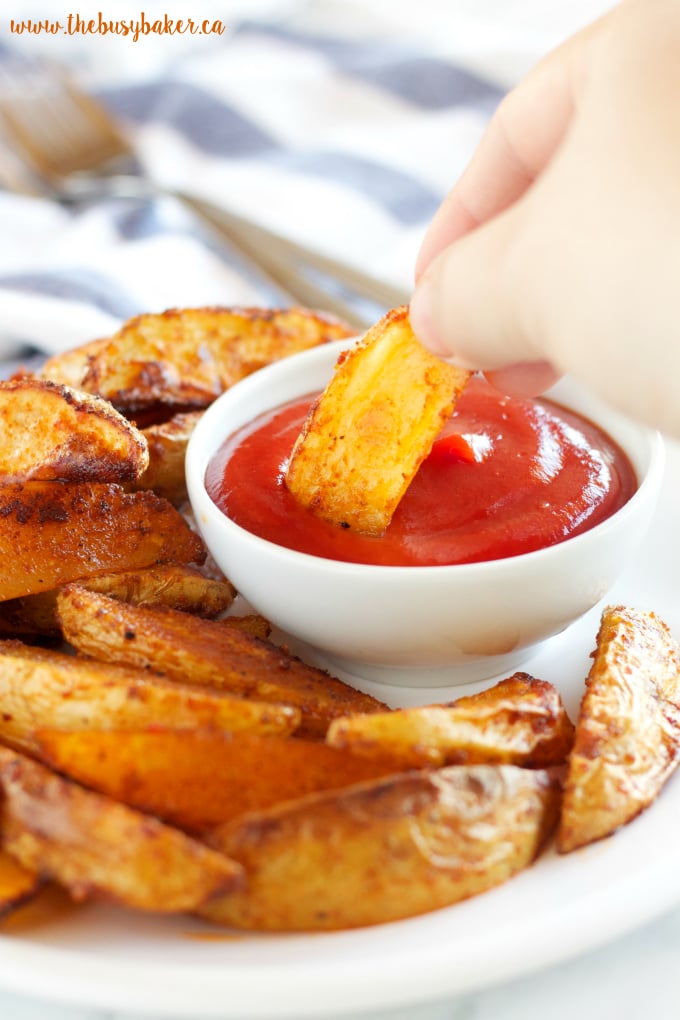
[{"x1": 0, "y1": 0, "x2": 613, "y2": 365}]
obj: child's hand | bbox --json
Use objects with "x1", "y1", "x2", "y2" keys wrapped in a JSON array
[{"x1": 410, "y1": 0, "x2": 680, "y2": 435}]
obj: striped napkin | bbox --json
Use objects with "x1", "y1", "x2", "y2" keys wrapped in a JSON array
[{"x1": 0, "y1": 0, "x2": 611, "y2": 367}]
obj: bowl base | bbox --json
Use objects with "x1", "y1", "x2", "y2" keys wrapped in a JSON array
[{"x1": 313, "y1": 646, "x2": 541, "y2": 690}]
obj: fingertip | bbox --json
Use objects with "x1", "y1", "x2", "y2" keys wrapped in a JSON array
[
  {"x1": 484, "y1": 361, "x2": 561, "y2": 397},
  {"x1": 409, "y1": 277, "x2": 450, "y2": 357}
]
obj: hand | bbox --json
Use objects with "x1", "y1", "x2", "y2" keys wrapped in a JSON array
[{"x1": 410, "y1": 0, "x2": 680, "y2": 436}]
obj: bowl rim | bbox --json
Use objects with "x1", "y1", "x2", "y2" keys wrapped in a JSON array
[{"x1": 186, "y1": 339, "x2": 666, "y2": 578}]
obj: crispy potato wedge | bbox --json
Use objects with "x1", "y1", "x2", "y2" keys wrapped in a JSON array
[
  {"x1": 78, "y1": 564, "x2": 235, "y2": 617},
  {"x1": 558, "y1": 606, "x2": 680, "y2": 853},
  {"x1": 0, "y1": 849, "x2": 43, "y2": 920},
  {"x1": 0, "y1": 482, "x2": 205, "y2": 601},
  {"x1": 327, "y1": 673, "x2": 575, "y2": 769},
  {"x1": 285, "y1": 306, "x2": 469, "y2": 535},
  {"x1": 80, "y1": 306, "x2": 353, "y2": 416},
  {"x1": 56, "y1": 587, "x2": 388, "y2": 737},
  {"x1": 0, "y1": 378, "x2": 149, "y2": 483},
  {"x1": 135, "y1": 411, "x2": 203, "y2": 504},
  {"x1": 202, "y1": 764, "x2": 561, "y2": 930},
  {"x1": 36, "y1": 729, "x2": 400, "y2": 832},
  {"x1": 0, "y1": 565, "x2": 236, "y2": 637},
  {"x1": 0, "y1": 640, "x2": 300, "y2": 753},
  {"x1": 40, "y1": 337, "x2": 108, "y2": 389},
  {"x1": 0, "y1": 746, "x2": 242, "y2": 912},
  {"x1": 223, "y1": 614, "x2": 272, "y2": 640}
]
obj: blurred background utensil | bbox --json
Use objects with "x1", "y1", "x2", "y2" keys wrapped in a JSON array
[{"x1": 0, "y1": 56, "x2": 406, "y2": 329}]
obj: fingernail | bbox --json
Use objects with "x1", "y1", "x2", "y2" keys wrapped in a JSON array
[{"x1": 409, "y1": 278, "x2": 450, "y2": 356}]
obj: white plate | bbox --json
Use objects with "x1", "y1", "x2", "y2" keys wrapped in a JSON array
[{"x1": 1, "y1": 442, "x2": 679, "y2": 1020}]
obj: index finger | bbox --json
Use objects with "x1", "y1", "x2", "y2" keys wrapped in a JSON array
[{"x1": 415, "y1": 25, "x2": 593, "y2": 280}]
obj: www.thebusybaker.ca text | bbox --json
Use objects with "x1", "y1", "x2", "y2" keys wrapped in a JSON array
[{"x1": 9, "y1": 13, "x2": 226, "y2": 41}]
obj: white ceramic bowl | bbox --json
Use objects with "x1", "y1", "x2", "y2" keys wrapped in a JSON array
[{"x1": 186, "y1": 339, "x2": 665, "y2": 687}]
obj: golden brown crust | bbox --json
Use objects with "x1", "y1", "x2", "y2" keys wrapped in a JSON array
[
  {"x1": 0, "y1": 639, "x2": 300, "y2": 754},
  {"x1": 35, "y1": 729, "x2": 400, "y2": 833},
  {"x1": 285, "y1": 306, "x2": 469, "y2": 535},
  {"x1": 0, "y1": 482, "x2": 205, "y2": 601},
  {"x1": 0, "y1": 378, "x2": 148, "y2": 483},
  {"x1": 0, "y1": 746, "x2": 243, "y2": 912},
  {"x1": 55, "y1": 586, "x2": 388, "y2": 737},
  {"x1": 40, "y1": 337, "x2": 108, "y2": 389},
  {"x1": 79, "y1": 306, "x2": 353, "y2": 416},
  {"x1": 135, "y1": 411, "x2": 204, "y2": 504},
  {"x1": 0, "y1": 849, "x2": 42, "y2": 919}
]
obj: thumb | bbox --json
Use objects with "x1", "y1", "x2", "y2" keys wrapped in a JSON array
[{"x1": 409, "y1": 204, "x2": 540, "y2": 372}]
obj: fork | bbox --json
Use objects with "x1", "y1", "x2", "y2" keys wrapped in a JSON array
[{"x1": 0, "y1": 56, "x2": 409, "y2": 329}]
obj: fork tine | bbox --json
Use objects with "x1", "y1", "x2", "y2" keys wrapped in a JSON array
[
  {"x1": 0, "y1": 54, "x2": 399, "y2": 327},
  {"x1": 0, "y1": 56, "x2": 133, "y2": 182}
]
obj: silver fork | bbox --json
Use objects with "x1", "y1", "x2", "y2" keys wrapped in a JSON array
[{"x1": 0, "y1": 57, "x2": 408, "y2": 329}]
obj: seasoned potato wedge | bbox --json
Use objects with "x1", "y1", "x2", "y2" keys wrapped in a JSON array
[
  {"x1": 77, "y1": 564, "x2": 236, "y2": 617},
  {"x1": 80, "y1": 306, "x2": 353, "y2": 416},
  {"x1": 56, "y1": 586, "x2": 388, "y2": 737},
  {"x1": 0, "y1": 640, "x2": 300, "y2": 753},
  {"x1": 0, "y1": 565, "x2": 236, "y2": 637},
  {"x1": 0, "y1": 746, "x2": 242, "y2": 912},
  {"x1": 327, "y1": 673, "x2": 575, "y2": 769},
  {"x1": 0, "y1": 483, "x2": 205, "y2": 601},
  {"x1": 202, "y1": 764, "x2": 561, "y2": 930},
  {"x1": 285, "y1": 306, "x2": 469, "y2": 535},
  {"x1": 223, "y1": 614, "x2": 272, "y2": 640},
  {"x1": 40, "y1": 337, "x2": 108, "y2": 389},
  {"x1": 36, "y1": 729, "x2": 400, "y2": 832},
  {"x1": 135, "y1": 411, "x2": 203, "y2": 504},
  {"x1": 0, "y1": 849, "x2": 42, "y2": 920},
  {"x1": 558, "y1": 606, "x2": 680, "y2": 853},
  {"x1": 0, "y1": 378, "x2": 148, "y2": 483}
]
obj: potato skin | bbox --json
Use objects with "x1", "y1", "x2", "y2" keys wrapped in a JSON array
[
  {"x1": 202, "y1": 764, "x2": 561, "y2": 930},
  {"x1": 327, "y1": 672, "x2": 575, "y2": 769},
  {"x1": 0, "y1": 746, "x2": 242, "y2": 912},
  {"x1": 558, "y1": 605, "x2": 680, "y2": 853},
  {"x1": 56, "y1": 586, "x2": 388, "y2": 737},
  {"x1": 0, "y1": 849, "x2": 42, "y2": 919},
  {"x1": 0, "y1": 640, "x2": 300, "y2": 753},
  {"x1": 80, "y1": 306, "x2": 354, "y2": 416},
  {"x1": 36, "y1": 729, "x2": 400, "y2": 833}
]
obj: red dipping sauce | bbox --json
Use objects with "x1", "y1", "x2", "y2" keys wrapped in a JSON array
[{"x1": 205, "y1": 377, "x2": 637, "y2": 567}]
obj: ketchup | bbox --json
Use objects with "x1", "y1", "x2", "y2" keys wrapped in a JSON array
[{"x1": 205, "y1": 377, "x2": 637, "y2": 567}]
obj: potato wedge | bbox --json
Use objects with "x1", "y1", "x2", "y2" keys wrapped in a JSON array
[
  {"x1": 77, "y1": 564, "x2": 236, "y2": 617},
  {"x1": 223, "y1": 614, "x2": 272, "y2": 640},
  {"x1": 40, "y1": 336, "x2": 108, "y2": 389},
  {"x1": 56, "y1": 586, "x2": 388, "y2": 737},
  {"x1": 0, "y1": 640, "x2": 300, "y2": 753},
  {"x1": 0, "y1": 482, "x2": 205, "y2": 601},
  {"x1": 80, "y1": 306, "x2": 354, "y2": 416},
  {"x1": 202, "y1": 764, "x2": 560, "y2": 930},
  {"x1": 327, "y1": 673, "x2": 575, "y2": 769},
  {"x1": 0, "y1": 378, "x2": 148, "y2": 483},
  {"x1": 36, "y1": 729, "x2": 400, "y2": 832},
  {"x1": 0, "y1": 565, "x2": 236, "y2": 637},
  {"x1": 0, "y1": 746, "x2": 242, "y2": 912},
  {"x1": 558, "y1": 605, "x2": 680, "y2": 853},
  {"x1": 285, "y1": 306, "x2": 469, "y2": 535},
  {"x1": 135, "y1": 411, "x2": 203, "y2": 504},
  {"x1": 0, "y1": 849, "x2": 42, "y2": 919}
]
